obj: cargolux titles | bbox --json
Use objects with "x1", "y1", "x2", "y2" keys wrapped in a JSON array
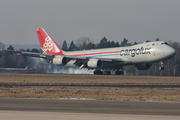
[{"x1": 120, "y1": 47, "x2": 151, "y2": 57}]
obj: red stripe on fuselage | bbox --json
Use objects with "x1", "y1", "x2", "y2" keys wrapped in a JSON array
[{"x1": 64, "y1": 51, "x2": 120, "y2": 57}]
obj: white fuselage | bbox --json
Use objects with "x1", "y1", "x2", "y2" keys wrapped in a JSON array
[{"x1": 61, "y1": 41, "x2": 176, "y2": 68}]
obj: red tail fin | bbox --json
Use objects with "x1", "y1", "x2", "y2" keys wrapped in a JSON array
[{"x1": 36, "y1": 28, "x2": 63, "y2": 55}]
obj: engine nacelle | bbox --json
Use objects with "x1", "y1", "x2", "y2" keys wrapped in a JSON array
[
  {"x1": 135, "y1": 63, "x2": 152, "y2": 70},
  {"x1": 52, "y1": 56, "x2": 67, "y2": 66},
  {"x1": 87, "y1": 59, "x2": 103, "y2": 68}
]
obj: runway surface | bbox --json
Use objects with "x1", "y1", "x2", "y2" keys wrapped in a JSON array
[
  {"x1": 1, "y1": 83, "x2": 180, "y2": 88},
  {"x1": 1, "y1": 98, "x2": 180, "y2": 120},
  {"x1": 0, "y1": 98, "x2": 180, "y2": 115}
]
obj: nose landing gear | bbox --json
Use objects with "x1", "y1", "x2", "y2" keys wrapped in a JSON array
[{"x1": 159, "y1": 61, "x2": 164, "y2": 70}]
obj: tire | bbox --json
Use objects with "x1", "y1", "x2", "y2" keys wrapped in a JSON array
[{"x1": 115, "y1": 71, "x2": 120, "y2": 75}]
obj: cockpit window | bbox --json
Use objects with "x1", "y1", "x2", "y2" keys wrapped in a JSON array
[{"x1": 161, "y1": 42, "x2": 168, "y2": 45}]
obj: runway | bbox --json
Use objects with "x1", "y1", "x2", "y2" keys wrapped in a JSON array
[
  {"x1": 1, "y1": 83, "x2": 180, "y2": 88},
  {"x1": 0, "y1": 98, "x2": 180, "y2": 115},
  {"x1": 0, "y1": 98, "x2": 180, "y2": 120}
]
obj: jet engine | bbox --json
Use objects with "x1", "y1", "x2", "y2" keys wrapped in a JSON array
[
  {"x1": 87, "y1": 59, "x2": 103, "y2": 68},
  {"x1": 135, "y1": 63, "x2": 152, "y2": 70},
  {"x1": 52, "y1": 56, "x2": 67, "y2": 66}
]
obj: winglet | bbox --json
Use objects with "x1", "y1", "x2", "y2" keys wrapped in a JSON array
[{"x1": 36, "y1": 28, "x2": 63, "y2": 55}]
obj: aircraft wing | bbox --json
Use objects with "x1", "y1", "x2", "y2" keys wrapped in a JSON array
[
  {"x1": 59, "y1": 55, "x2": 130, "y2": 62},
  {"x1": 19, "y1": 51, "x2": 54, "y2": 58},
  {"x1": 5, "y1": 49, "x2": 130, "y2": 63},
  {"x1": 98, "y1": 57, "x2": 130, "y2": 62},
  {"x1": 3, "y1": 50, "x2": 54, "y2": 59}
]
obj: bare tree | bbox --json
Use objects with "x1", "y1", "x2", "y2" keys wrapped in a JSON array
[{"x1": 76, "y1": 37, "x2": 95, "y2": 50}]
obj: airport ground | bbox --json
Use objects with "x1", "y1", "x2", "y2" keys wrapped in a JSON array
[
  {"x1": 0, "y1": 73, "x2": 180, "y2": 120},
  {"x1": 0, "y1": 73, "x2": 180, "y2": 102}
]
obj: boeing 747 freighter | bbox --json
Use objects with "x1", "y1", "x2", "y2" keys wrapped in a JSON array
[{"x1": 18, "y1": 28, "x2": 177, "y2": 75}]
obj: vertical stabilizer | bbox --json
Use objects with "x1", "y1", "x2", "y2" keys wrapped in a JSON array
[{"x1": 36, "y1": 28, "x2": 63, "y2": 55}]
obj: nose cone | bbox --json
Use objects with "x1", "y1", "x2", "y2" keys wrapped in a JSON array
[{"x1": 164, "y1": 46, "x2": 177, "y2": 58}]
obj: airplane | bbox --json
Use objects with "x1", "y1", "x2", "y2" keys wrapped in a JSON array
[{"x1": 18, "y1": 28, "x2": 177, "y2": 75}]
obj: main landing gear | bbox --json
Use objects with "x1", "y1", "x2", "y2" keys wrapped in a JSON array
[
  {"x1": 115, "y1": 67, "x2": 124, "y2": 75},
  {"x1": 115, "y1": 71, "x2": 124, "y2": 75},
  {"x1": 93, "y1": 69, "x2": 124, "y2": 75},
  {"x1": 93, "y1": 70, "x2": 111, "y2": 75}
]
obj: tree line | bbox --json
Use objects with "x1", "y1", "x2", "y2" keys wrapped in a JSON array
[
  {"x1": 0, "y1": 37, "x2": 179, "y2": 76},
  {"x1": 62, "y1": 37, "x2": 123, "y2": 51}
]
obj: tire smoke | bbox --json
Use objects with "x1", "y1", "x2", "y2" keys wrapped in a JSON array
[{"x1": 29, "y1": 57, "x2": 93, "y2": 74}]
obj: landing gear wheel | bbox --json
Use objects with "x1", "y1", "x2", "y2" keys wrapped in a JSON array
[
  {"x1": 93, "y1": 71, "x2": 98, "y2": 75},
  {"x1": 115, "y1": 71, "x2": 124, "y2": 75},
  {"x1": 159, "y1": 66, "x2": 164, "y2": 70},
  {"x1": 94, "y1": 70, "x2": 103, "y2": 75},
  {"x1": 103, "y1": 71, "x2": 111, "y2": 75},
  {"x1": 115, "y1": 71, "x2": 120, "y2": 75},
  {"x1": 107, "y1": 71, "x2": 111, "y2": 75},
  {"x1": 120, "y1": 71, "x2": 124, "y2": 75}
]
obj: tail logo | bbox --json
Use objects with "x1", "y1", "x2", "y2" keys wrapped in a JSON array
[{"x1": 43, "y1": 37, "x2": 53, "y2": 51}]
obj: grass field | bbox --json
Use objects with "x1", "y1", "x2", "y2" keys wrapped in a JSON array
[{"x1": 0, "y1": 73, "x2": 180, "y2": 102}]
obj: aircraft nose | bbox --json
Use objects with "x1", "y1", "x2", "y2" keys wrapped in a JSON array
[{"x1": 164, "y1": 46, "x2": 176, "y2": 58}]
